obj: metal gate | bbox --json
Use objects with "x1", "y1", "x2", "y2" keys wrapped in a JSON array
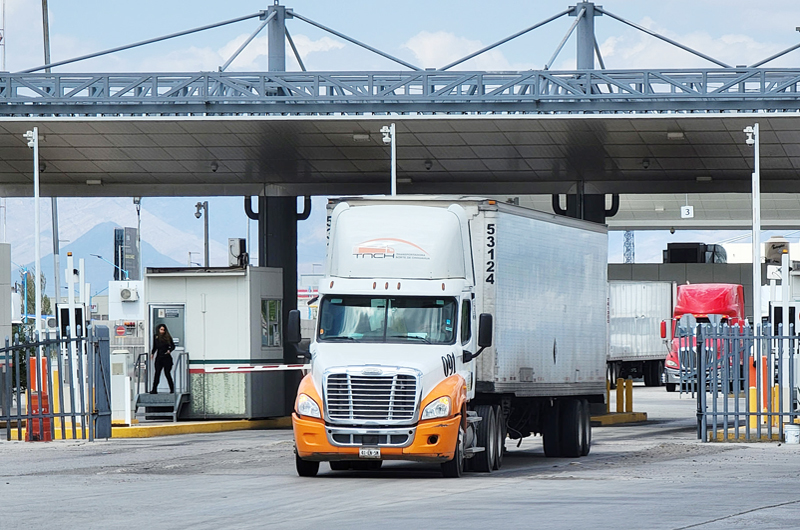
[
  {"x1": 681, "y1": 323, "x2": 800, "y2": 442},
  {"x1": 0, "y1": 325, "x2": 112, "y2": 441}
]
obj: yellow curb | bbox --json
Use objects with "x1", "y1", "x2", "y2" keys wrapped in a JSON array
[
  {"x1": 5, "y1": 417, "x2": 292, "y2": 440},
  {"x1": 112, "y1": 417, "x2": 292, "y2": 438},
  {"x1": 711, "y1": 432, "x2": 781, "y2": 442},
  {"x1": 591, "y1": 412, "x2": 648, "y2": 425}
]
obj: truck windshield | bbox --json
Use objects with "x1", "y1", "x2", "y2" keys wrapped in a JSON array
[{"x1": 318, "y1": 295, "x2": 458, "y2": 344}]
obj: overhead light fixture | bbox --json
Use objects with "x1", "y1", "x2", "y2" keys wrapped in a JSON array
[
  {"x1": 210, "y1": 161, "x2": 219, "y2": 173},
  {"x1": 86, "y1": 179, "x2": 102, "y2": 185},
  {"x1": 397, "y1": 178, "x2": 412, "y2": 184},
  {"x1": 424, "y1": 160, "x2": 433, "y2": 170},
  {"x1": 352, "y1": 133, "x2": 370, "y2": 142},
  {"x1": 655, "y1": 206, "x2": 665, "y2": 212},
  {"x1": 696, "y1": 176, "x2": 712, "y2": 182},
  {"x1": 667, "y1": 132, "x2": 685, "y2": 140},
  {"x1": 641, "y1": 159, "x2": 650, "y2": 169}
]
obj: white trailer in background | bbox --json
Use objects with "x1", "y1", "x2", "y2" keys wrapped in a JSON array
[
  {"x1": 608, "y1": 280, "x2": 675, "y2": 387},
  {"x1": 290, "y1": 196, "x2": 608, "y2": 477}
]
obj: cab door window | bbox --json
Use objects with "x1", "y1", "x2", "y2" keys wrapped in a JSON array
[{"x1": 460, "y1": 299, "x2": 472, "y2": 345}]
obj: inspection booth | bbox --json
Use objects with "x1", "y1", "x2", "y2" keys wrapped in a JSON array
[{"x1": 144, "y1": 266, "x2": 285, "y2": 419}]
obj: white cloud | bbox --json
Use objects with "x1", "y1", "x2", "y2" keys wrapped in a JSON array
[{"x1": 402, "y1": 31, "x2": 537, "y2": 71}]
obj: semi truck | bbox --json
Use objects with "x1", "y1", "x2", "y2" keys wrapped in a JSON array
[
  {"x1": 661, "y1": 283, "x2": 746, "y2": 392},
  {"x1": 288, "y1": 196, "x2": 608, "y2": 477},
  {"x1": 608, "y1": 281, "x2": 675, "y2": 387}
]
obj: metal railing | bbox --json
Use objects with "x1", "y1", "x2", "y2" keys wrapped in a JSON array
[
  {"x1": 134, "y1": 350, "x2": 189, "y2": 395},
  {"x1": 5, "y1": 68, "x2": 800, "y2": 116},
  {"x1": 682, "y1": 323, "x2": 800, "y2": 442},
  {"x1": 0, "y1": 326, "x2": 111, "y2": 441}
]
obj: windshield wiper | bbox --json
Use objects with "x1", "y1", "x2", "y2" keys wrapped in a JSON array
[
  {"x1": 388, "y1": 335, "x2": 431, "y2": 343},
  {"x1": 322, "y1": 336, "x2": 360, "y2": 342}
]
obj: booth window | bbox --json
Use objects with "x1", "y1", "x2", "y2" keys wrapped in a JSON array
[{"x1": 261, "y1": 299, "x2": 282, "y2": 347}]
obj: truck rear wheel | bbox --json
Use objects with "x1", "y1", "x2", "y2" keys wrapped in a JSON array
[
  {"x1": 543, "y1": 400, "x2": 561, "y2": 458},
  {"x1": 441, "y1": 428, "x2": 465, "y2": 478},
  {"x1": 295, "y1": 453, "x2": 319, "y2": 477},
  {"x1": 493, "y1": 404, "x2": 505, "y2": 470},
  {"x1": 580, "y1": 399, "x2": 592, "y2": 456},
  {"x1": 559, "y1": 398, "x2": 583, "y2": 458},
  {"x1": 473, "y1": 405, "x2": 496, "y2": 473}
]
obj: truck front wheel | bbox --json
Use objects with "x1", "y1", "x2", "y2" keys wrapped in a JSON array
[
  {"x1": 441, "y1": 428, "x2": 465, "y2": 478},
  {"x1": 295, "y1": 453, "x2": 320, "y2": 477},
  {"x1": 493, "y1": 404, "x2": 506, "y2": 470}
]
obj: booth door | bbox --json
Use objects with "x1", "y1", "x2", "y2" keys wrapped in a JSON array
[{"x1": 149, "y1": 305, "x2": 185, "y2": 392}]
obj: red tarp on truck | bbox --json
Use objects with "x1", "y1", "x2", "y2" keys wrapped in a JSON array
[{"x1": 673, "y1": 283, "x2": 744, "y2": 318}]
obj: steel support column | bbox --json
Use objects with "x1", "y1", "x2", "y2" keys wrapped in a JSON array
[
  {"x1": 268, "y1": 3, "x2": 287, "y2": 72},
  {"x1": 574, "y1": 1, "x2": 599, "y2": 69}
]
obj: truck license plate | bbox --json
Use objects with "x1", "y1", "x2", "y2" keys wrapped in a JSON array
[{"x1": 359, "y1": 447, "x2": 381, "y2": 459}]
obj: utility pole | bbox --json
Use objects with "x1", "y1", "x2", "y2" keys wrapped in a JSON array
[
  {"x1": 42, "y1": 0, "x2": 62, "y2": 308},
  {"x1": 744, "y1": 124, "x2": 761, "y2": 329},
  {"x1": 23, "y1": 127, "x2": 41, "y2": 334}
]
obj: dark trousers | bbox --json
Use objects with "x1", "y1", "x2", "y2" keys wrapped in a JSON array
[{"x1": 152, "y1": 355, "x2": 174, "y2": 393}]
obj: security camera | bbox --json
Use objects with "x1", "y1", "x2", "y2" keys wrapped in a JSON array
[{"x1": 670, "y1": 227, "x2": 675, "y2": 234}]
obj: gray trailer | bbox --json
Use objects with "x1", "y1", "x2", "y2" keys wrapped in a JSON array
[{"x1": 607, "y1": 280, "x2": 674, "y2": 387}]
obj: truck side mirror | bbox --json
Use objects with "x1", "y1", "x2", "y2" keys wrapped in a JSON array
[
  {"x1": 478, "y1": 313, "x2": 493, "y2": 348},
  {"x1": 287, "y1": 310, "x2": 302, "y2": 345},
  {"x1": 463, "y1": 314, "x2": 493, "y2": 364},
  {"x1": 660, "y1": 320, "x2": 667, "y2": 339}
]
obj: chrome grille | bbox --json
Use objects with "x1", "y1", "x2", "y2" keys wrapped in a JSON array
[{"x1": 326, "y1": 372, "x2": 417, "y2": 423}]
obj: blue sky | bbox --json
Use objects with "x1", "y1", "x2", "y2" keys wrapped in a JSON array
[{"x1": 6, "y1": 0, "x2": 800, "y2": 273}]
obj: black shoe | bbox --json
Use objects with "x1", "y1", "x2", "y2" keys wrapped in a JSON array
[{"x1": 149, "y1": 390, "x2": 157, "y2": 394}]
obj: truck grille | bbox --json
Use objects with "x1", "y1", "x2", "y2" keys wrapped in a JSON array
[{"x1": 326, "y1": 372, "x2": 417, "y2": 423}]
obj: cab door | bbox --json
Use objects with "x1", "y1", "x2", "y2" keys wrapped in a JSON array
[{"x1": 458, "y1": 294, "x2": 477, "y2": 400}]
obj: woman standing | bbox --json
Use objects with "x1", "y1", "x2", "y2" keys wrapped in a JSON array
[{"x1": 150, "y1": 323, "x2": 175, "y2": 394}]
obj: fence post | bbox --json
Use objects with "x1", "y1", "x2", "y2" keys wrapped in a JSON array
[
  {"x1": 697, "y1": 325, "x2": 707, "y2": 441},
  {"x1": 93, "y1": 326, "x2": 112, "y2": 440}
]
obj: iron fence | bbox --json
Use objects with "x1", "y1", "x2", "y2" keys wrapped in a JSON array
[
  {"x1": 0, "y1": 325, "x2": 111, "y2": 441},
  {"x1": 678, "y1": 323, "x2": 800, "y2": 442}
]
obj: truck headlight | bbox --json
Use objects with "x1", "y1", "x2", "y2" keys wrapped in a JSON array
[
  {"x1": 297, "y1": 393, "x2": 321, "y2": 419},
  {"x1": 666, "y1": 359, "x2": 679, "y2": 369},
  {"x1": 421, "y1": 396, "x2": 451, "y2": 420}
]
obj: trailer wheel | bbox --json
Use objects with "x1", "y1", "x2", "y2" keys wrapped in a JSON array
[
  {"x1": 473, "y1": 405, "x2": 496, "y2": 473},
  {"x1": 441, "y1": 428, "x2": 465, "y2": 478},
  {"x1": 644, "y1": 361, "x2": 661, "y2": 387},
  {"x1": 493, "y1": 404, "x2": 505, "y2": 470},
  {"x1": 665, "y1": 383, "x2": 677, "y2": 393},
  {"x1": 559, "y1": 398, "x2": 583, "y2": 458},
  {"x1": 580, "y1": 399, "x2": 592, "y2": 456},
  {"x1": 543, "y1": 400, "x2": 562, "y2": 458},
  {"x1": 295, "y1": 453, "x2": 320, "y2": 477}
]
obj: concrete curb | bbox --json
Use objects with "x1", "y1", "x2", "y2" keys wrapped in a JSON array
[
  {"x1": 591, "y1": 412, "x2": 648, "y2": 425},
  {"x1": 111, "y1": 417, "x2": 292, "y2": 438}
]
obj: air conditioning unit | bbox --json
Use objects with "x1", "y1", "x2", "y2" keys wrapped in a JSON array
[{"x1": 119, "y1": 287, "x2": 139, "y2": 302}]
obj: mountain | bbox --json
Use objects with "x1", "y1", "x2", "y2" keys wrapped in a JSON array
[{"x1": 19, "y1": 221, "x2": 184, "y2": 298}]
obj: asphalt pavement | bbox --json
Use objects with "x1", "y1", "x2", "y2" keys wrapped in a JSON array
[{"x1": 1, "y1": 385, "x2": 799, "y2": 530}]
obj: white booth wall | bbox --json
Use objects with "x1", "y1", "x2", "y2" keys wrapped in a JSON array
[{"x1": 145, "y1": 267, "x2": 284, "y2": 419}]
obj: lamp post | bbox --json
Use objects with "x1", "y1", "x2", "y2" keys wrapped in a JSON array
[
  {"x1": 23, "y1": 127, "x2": 41, "y2": 335},
  {"x1": 744, "y1": 124, "x2": 761, "y2": 330},
  {"x1": 381, "y1": 123, "x2": 397, "y2": 196},
  {"x1": 195, "y1": 201, "x2": 209, "y2": 267},
  {"x1": 133, "y1": 197, "x2": 142, "y2": 280},
  {"x1": 90, "y1": 253, "x2": 129, "y2": 280}
]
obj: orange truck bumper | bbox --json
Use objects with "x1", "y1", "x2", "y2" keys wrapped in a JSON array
[{"x1": 293, "y1": 413, "x2": 460, "y2": 463}]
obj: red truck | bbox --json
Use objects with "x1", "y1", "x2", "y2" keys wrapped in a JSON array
[{"x1": 661, "y1": 283, "x2": 746, "y2": 392}]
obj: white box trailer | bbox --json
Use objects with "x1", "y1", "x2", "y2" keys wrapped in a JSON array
[
  {"x1": 290, "y1": 196, "x2": 608, "y2": 478},
  {"x1": 608, "y1": 281, "x2": 674, "y2": 387}
]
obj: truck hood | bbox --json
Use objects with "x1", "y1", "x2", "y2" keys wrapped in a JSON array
[{"x1": 309, "y1": 342, "x2": 462, "y2": 403}]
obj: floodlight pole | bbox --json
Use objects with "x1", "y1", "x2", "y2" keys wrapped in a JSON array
[
  {"x1": 381, "y1": 124, "x2": 397, "y2": 195},
  {"x1": 745, "y1": 124, "x2": 761, "y2": 330},
  {"x1": 24, "y1": 127, "x2": 42, "y2": 334}
]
